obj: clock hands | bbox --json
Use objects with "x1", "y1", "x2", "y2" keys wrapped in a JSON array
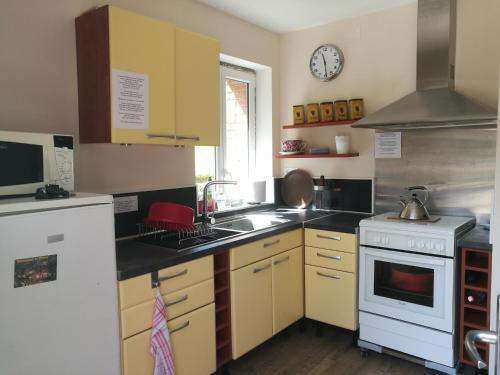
[{"x1": 321, "y1": 53, "x2": 327, "y2": 78}]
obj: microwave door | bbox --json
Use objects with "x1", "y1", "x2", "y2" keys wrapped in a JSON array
[{"x1": 0, "y1": 141, "x2": 45, "y2": 196}]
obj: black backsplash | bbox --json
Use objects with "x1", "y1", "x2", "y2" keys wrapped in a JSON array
[
  {"x1": 274, "y1": 178, "x2": 372, "y2": 213},
  {"x1": 114, "y1": 187, "x2": 197, "y2": 238}
]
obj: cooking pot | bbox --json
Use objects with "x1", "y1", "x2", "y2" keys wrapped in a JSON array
[
  {"x1": 391, "y1": 264, "x2": 433, "y2": 293},
  {"x1": 398, "y1": 186, "x2": 430, "y2": 220}
]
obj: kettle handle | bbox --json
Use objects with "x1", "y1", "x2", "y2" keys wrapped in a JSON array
[{"x1": 408, "y1": 186, "x2": 429, "y2": 206}]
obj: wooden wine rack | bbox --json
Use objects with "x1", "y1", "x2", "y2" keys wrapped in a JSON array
[
  {"x1": 459, "y1": 247, "x2": 492, "y2": 367},
  {"x1": 214, "y1": 251, "x2": 232, "y2": 369}
]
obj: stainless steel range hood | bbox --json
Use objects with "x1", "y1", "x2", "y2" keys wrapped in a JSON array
[{"x1": 352, "y1": 0, "x2": 497, "y2": 130}]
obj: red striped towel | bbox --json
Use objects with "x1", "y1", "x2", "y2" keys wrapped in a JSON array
[{"x1": 151, "y1": 288, "x2": 175, "y2": 375}]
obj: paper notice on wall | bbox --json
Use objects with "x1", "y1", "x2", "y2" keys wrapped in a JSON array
[
  {"x1": 112, "y1": 70, "x2": 149, "y2": 129},
  {"x1": 375, "y1": 132, "x2": 401, "y2": 158}
]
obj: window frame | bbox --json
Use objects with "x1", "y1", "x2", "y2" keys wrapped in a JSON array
[{"x1": 218, "y1": 65, "x2": 256, "y2": 182}]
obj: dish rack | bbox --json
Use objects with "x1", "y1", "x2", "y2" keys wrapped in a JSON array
[{"x1": 137, "y1": 221, "x2": 218, "y2": 249}]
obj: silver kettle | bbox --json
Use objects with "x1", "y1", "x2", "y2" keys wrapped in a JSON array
[{"x1": 398, "y1": 186, "x2": 430, "y2": 220}]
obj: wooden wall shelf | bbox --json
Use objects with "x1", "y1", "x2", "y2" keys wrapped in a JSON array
[
  {"x1": 275, "y1": 152, "x2": 359, "y2": 159},
  {"x1": 459, "y1": 248, "x2": 492, "y2": 368},
  {"x1": 282, "y1": 120, "x2": 356, "y2": 129}
]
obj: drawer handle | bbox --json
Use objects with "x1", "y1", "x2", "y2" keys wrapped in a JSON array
[
  {"x1": 263, "y1": 239, "x2": 280, "y2": 248},
  {"x1": 317, "y1": 252, "x2": 341, "y2": 261},
  {"x1": 165, "y1": 294, "x2": 188, "y2": 308},
  {"x1": 317, "y1": 234, "x2": 341, "y2": 241},
  {"x1": 160, "y1": 269, "x2": 188, "y2": 282},
  {"x1": 176, "y1": 135, "x2": 200, "y2": 141},
  {"x1": 273, "y1": 256, "x2": 290, "y2": 266},
  {"x1": 146, "y1": 133, "x2": 176, "y2": 139},
  {"x1": 253, "y1": 263, "x2": 271, "y2": 273},
  {"x1": 316, "y1": 271, "x2": 341, "y2": 280},
  {"x1": 169, "y1": 320, "x2": 190, "y2": 334}
]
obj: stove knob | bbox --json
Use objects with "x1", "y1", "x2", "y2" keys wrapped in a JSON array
[
  {"x1": 408, "y1": 239, "x2": 415, "y2": 248},
  {"x1": 417, "y1": 241, "x2": 424, "y2": 249},
  {"x1": 373, "y1": 236, "x2": 381, "y2": 244},
  {"x1": 383, "y1": 237, "x2": 390, "y2": 245},
  {"x1": 437, "y1": 243, "x2": 445, "y2": 252},
  {"x1": 426, "y1": 242, "x2": 434, "y2": 250}
]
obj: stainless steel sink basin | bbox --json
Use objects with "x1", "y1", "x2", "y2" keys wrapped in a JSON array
[{"x1": 213, "y1": 214, "x2": 291, "y2": 232}]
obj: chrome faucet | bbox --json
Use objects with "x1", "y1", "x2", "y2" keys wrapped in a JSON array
[{"x1": 203, "y1": 180, "x2": 237, "y2": 223}]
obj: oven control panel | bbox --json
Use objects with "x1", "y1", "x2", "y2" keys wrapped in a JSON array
[{"x1": 361, "y1": 228, "x2": 454, "y2": 257}]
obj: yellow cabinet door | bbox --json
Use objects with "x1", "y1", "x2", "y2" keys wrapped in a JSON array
[
  {"x1": 109, "y1": 6, "x2": 176, "y2": 144},
  {"x1": 175, "y1": 28, "x2": 220, "y2": 146},
  {"x1": 305, "y1": 265, "x2": 357, "y2": 330},
  {"x1": 231, "y1": 258, "x2": 273, "y2": 359},
  {"x1": 272, "y1": 246, "x2": 304, "y2": 334},
  {"x1": 122, "y1": 304, "x2": 216, "y2": 375},
  {"x1": 168, "y1": 303, "x2": 216, "y2": 375}
]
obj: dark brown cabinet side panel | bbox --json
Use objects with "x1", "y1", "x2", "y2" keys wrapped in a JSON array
[{"x1": 75, "y1": 6, "x2": 111, "y2": 143}]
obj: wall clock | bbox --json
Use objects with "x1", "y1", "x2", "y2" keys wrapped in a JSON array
[{"x1": 309, "y1": 44, "x2": 344, "y2": 81}]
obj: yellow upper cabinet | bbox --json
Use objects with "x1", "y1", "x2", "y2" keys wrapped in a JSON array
[
  {"x1": 175, "y1": 28, "x2": 220, "y2": 146},
  {"x1": 75, "y1": 6, "x2": 220, "y2": 146}
]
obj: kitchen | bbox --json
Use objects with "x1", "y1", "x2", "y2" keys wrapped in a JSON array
[{"x1": 0, "y1": 0, "x2": 499, "y2": 374}]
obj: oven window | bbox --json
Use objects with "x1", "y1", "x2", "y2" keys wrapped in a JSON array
[
  {"x1": 374, "y1": 260, "x2": 434, "y2": 307},
  {"x1": 0, "y1": 141, "x2": 44, "y2": 187}
]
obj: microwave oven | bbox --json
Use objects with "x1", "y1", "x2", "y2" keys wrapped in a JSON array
[{"x1": 0, "y1": 131, "x2": 74, "y2": 197}]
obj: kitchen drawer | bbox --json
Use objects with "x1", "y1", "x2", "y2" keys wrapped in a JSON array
[
  {"x1": 305, "y1": 229, "x2": 356, "y2": 253},
  {"x1": 305, "y1": 246, "x2": 356, "y2": 273},
  {"x1": 122, "y1": 303, "x2": 216, "y2": 375},
  {"x1": 305, "y1": 265, "x2": 357, "y2": 330},
  {"x1": 230, "y1": 229, "x2": 302, "y2": 270},
  {"x1": 120, "y1": 278, "x2": 214, "y2": 339},
  {"x1": 119, "y1": 255, "x2": 213, "y2": 310}
]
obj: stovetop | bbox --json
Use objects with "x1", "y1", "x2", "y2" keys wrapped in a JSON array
[{"x1": 359, "y1": 212, "x2": 475, "y2": 236}]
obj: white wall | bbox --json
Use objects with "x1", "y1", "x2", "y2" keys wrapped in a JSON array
[
  {"x1": 278, "y1": 0, "x2": 500, "y2": 179},
  {"x1": 0, "y1": 0, "x2": 280, "y2": 193}
]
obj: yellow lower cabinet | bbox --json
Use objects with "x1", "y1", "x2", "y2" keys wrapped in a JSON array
[
  {"x1": 272, "y1": 246, "x2": 304, "y2": 334},
  {"x1": 305, "y1": 265, "x2": 357, "y2": 330},
  {"x1": 122, "y1": 329, "x2": 154, "y2": 375},
  {"x1": 168, "y1": 303, "x2": 216, "y2": 375},
  {"x1": 231, "y1": 258, "x2": 273, "y2": 359},
  {"x1": 122, "y1": 303, "x2": 216, "y2": 375}
]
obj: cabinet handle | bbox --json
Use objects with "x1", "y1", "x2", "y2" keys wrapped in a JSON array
[
  {"x1": 273, "y1": 256, "x2": 290, "y2": 266},
  {"x1": 146, "y1": 133, "x2": 176, "y2": 139},
  {"x1": 253, "y1": 263, "x2": 271, "y2": 273},
  {"x1": 317, "y1": 234, "x2": 341, "y2": 241},
  {"x1": 263, "y1": 239, "x2": 280, "y2": 248},
  {"x1": 165, "y1": 294, "x2": 188, "y2": 308},
  {"x1": 316, "y1": 271, "x2": 341, "y2": 280},
  {"x1": 169, "y1": 320, "x2": 190, "y2": 334},
  {"x1": 317, "y1": 252, "x2": 341, "y2": 261},
  {"x1": 176, "y1": 135, "x2": 200, "y2": 141},
  {"x1": 159, "y1": 269, "x2": 187, "y2": 282}
]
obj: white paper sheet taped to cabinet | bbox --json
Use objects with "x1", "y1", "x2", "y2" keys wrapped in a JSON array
[
  {"x1": 112, "y1": 69, "x2": 149, "y2": 129},
  {"x1": 375, "y1": 132, "x2": 401, "y2": 158}
]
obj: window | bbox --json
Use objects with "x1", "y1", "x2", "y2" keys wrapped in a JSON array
[{"x1": 195, "y1": 64, "x2": 256, "y2": 214}]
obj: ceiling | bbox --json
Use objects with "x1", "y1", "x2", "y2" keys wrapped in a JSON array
[{"x1": 197, "y1": 0, "x2": 416, "y2": 33}]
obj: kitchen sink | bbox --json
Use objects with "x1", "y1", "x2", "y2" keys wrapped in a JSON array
[{"x1": 213, "y1": 214, "x2": 291, "y2": 232}]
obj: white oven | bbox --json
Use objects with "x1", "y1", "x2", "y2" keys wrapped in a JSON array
[{"x1": 359, "y1": 245, "x2": 455, "y2": 333}]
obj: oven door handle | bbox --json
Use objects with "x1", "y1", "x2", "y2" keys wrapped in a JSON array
[{"x1": 361, "y1": 246, "x2": 447, "y2": 266}]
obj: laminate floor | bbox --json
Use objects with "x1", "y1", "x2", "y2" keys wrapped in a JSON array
[{"x1": 225, "y1": 320, "x2": 476, "y2": 375}]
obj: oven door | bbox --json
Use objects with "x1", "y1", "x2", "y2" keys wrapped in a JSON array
[{"x1": 359, "y1": 246, "x2": 454, "y2": 332}]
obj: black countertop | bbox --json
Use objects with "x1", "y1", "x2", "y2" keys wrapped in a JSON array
[
  {"x1": 459, "y1": 226, "x2": 492, "y2": 251},
  {"x1": 304, "y1": 212, "x2": 372, "y2": 233},
  {"x1": 115, "y1": 209, "x2": 370, "y2": 281}
]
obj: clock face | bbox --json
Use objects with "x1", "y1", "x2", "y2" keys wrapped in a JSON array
[{"x1": 309, "y1": 44, "x2": 344, "y2": 81}]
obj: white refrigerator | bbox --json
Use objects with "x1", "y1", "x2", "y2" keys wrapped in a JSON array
[{"x1": 0, "y1": 193, "x2": 121, "y2": 375}]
